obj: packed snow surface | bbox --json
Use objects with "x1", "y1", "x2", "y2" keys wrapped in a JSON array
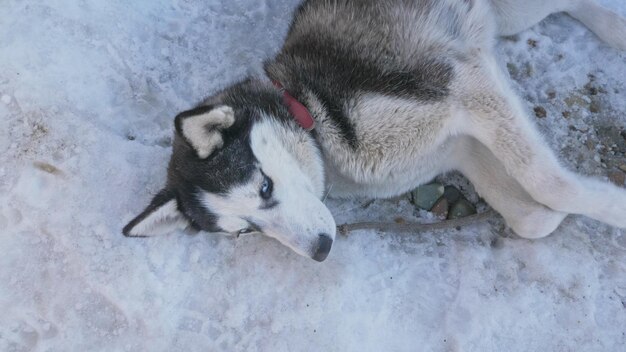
[{"x1": 1, "y1": 0, "x2": 625, "y2": 351}]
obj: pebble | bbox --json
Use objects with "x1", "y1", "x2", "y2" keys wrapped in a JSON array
[
  {"x1": 411, "y1": 183, "x2": 444, "y2": 210},
  {"x1": 585, "y1": 83, "x2": 599, "y2": 96},
  {"x1": 619, "y1": 164, "x2": 626, "y2": 173},
  {"x1": 534, "y1": 106, "x2": 547, "y2": 118},
  {"x1": 448, "y1": 199, "x2": 477, "y2": 220},
  {"x1": 430, "y1": 197, "x2": 449, "y2": 219},
  {"x1": 443, "y1": 186, "x2": 462, "y2": 204},
  {"x1": 589, "y1": 100, "x2": 601, "y2": 113},
  {"x1": 565, "y1": 94, "x2": 589, "y2": 108}
]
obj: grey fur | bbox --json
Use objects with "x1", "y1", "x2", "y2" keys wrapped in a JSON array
[
  {"x1": 124, "y1": 0, "x2": 626, "y2": 260},
  {"x1": 265, "y1": 0, "x2": 466, "y2": 147}
]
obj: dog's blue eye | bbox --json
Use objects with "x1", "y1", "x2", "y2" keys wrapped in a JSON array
[{"x1": 260, "y1": 175, "x2": 273, "y2": 199}]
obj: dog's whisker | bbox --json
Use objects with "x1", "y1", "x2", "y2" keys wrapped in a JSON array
[{"x1": 322, "y1": 183, "x2": 333, "y2": 203}]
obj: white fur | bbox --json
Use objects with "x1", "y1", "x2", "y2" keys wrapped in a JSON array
[
  {"x1": 318, "y1": 94, "x2": 460, "y2": 198},
  {"x1": 181, "y1": 106, "x2": 235, "y2": 159},
  {"x1": 126, "y1": 199, "x2": 188, "y2": 237},
  {"x1": 202, "y1": 118, "x2": 335, "y2": 258},
  {"x1": 569, "y1": 0, "x2": 626, "y2": 50}
]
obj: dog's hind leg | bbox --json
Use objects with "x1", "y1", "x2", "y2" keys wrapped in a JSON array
[
  {"x1": 451, "y1": 136, "x2": 567, "y2": 238},
  {"x1": 455, "y1": 61, "x2": 626, "y2": 229},
  {"x1": 568, "y1": 0, "x2": 626, "y2": 50},
  {"x1": 490, "y1": 0, "x2": 626, "y2": 50}
]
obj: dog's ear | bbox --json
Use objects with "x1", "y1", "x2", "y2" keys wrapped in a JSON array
[
  {"x1": 123, "y1": 189, "x2": 189, "y2": 237},
  {"x1": 175, "y1": 105, "x2": 235, "y2": 159}
]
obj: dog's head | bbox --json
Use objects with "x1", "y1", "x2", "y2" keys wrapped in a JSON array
[{"x1": 123, "y1": 80, "x2": 336, "y2": 261}]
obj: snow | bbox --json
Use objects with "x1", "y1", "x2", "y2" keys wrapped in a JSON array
[{"x1": 1, "y1": 0, "x2": 625, "y2": 351}]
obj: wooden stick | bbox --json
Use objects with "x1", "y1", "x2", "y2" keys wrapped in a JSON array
[{"x1": 337, "y1": 209, "x2": 497, "y2": 235}]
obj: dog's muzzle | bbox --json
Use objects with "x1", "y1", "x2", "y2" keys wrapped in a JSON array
[{"x1": 312, "y1": 233, "x2": 333, "y2": 262}]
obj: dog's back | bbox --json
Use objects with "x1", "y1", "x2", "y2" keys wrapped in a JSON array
[
  {"x1": 286, "y1": 0, "x2": 491, "y2": 61},
  {"x1": 265, "y1": 0, "x2": 486, "y2": 154}
]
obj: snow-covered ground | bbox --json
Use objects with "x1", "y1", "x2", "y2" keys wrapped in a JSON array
[{"x1": 1, "y1": 0, "x2": 625, "y2": 351}]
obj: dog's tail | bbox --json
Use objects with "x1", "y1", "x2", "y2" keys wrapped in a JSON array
[{"x1": 569, "y1": 0, "x2": 626, "y2": 50}]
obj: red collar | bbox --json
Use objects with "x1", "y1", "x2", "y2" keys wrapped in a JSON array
[{"x1": 272, "y1": 81, "x2": 316, "y2": 131}]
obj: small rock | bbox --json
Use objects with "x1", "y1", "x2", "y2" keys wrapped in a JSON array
[
  {"x1": 534, "y1": 106, "x2": 547, "y2": 118},
  {"x1": 448, "y1": 199, "x2": 477, "y2": 220},
  {"x1": 411, "y1": 183, "x2": 444, "y2": 210},
  {"x1": 547, "y1": 91, "x2": 556, "y2": 100},
  {"x1": 584, "y1": 83, "x2": 599, "y2": 96},
  {"x1": 527, "y1": 39, "x2": 538, "y2": 48},
  {"x1": 608, "y1": 171, "x2": 625, "y2": 186},
  {"x1": 577, "y1": 125, "x2": 589, "y2": 133},
  {"x1": 394, "y1": 217, "x2": 406, "y2": 224},
  {"x1": 430, "y1": 197, "x2": 449, "y2": 219},
  {"x1": 619, "y1": 164, "x2": 626, "y2": 173},
  {"x1": 562, "y1": 111, "x2": 570, "y2": 119},
  {"x1": 596, "y1": 126, "x2": 626, "y2": 151},
  {"x1": 589, "y1": 100, "x2": 601, "y2": 113},
  {"x1": 443, "y1": 186, "x2": 462, "y2": 204}
]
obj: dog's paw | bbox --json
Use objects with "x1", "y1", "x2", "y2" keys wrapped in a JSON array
[{"x1": 508, "y1": 207, "x2": 567, "y2": 239}]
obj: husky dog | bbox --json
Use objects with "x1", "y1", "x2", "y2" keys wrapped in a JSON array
[{"x1": 123, "y1": 0, "x2": 626, "y2": 261}]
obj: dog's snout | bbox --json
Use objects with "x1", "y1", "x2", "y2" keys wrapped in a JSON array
[{"x1": 312, "y1": 233, "x2": 333, "y2": 262}]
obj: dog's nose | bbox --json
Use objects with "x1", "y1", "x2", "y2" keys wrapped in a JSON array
[{"x1": 312, "y1": 233, "x2": 333, "y2": 262}]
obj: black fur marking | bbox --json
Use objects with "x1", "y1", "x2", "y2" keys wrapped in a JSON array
[
  {"x1": 122, "y1": 188, "x2": 177, "y2": 237},
  {"x1": 177, "y1": 186, "x2": 222, "y2": 233},
  {"x1": 175, "y1": 105, "x2": 216, "y2": 121},
  {"x1": 165, "y1": 79, "x2": 300, "y2": 232},
  {"x1": 260, "y1": 199, "x2": 279, "y2": 210},
  {"x1": 265, "y1": 3, "x2": 454, "y2": 149}
]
